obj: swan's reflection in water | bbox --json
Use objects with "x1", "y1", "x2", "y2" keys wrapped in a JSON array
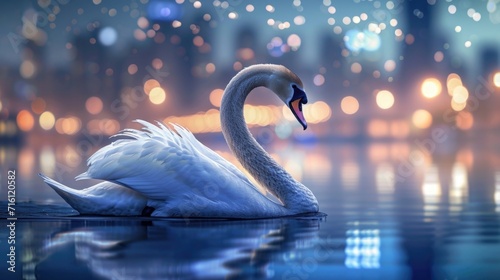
[{"x1": 37, "y1": 216, "x2": 328, "y2": 279}]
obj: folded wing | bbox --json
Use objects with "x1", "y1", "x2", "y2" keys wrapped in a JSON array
[{"x1": 76, "y1": 120, "x2": 261, "y2": 203}]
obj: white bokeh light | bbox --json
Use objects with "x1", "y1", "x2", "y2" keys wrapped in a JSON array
[{"x1": 98, "y1": 27, "x2": 118, "y2": 46}]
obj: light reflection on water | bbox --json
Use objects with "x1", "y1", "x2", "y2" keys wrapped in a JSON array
[
  {"x1": 1, "y1": 140, "x2": 500, "y2": 279},
  {"x1": 495, "y1": 171, "x2": 500, "y2": 213},
  {"x1": 422, "y1": 164, "x2": 442, "y2": 219},
  {"x1": 1, "y1": 213, "x2": 334, "y2": 280}
]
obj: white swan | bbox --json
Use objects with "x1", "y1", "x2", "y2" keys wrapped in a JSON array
[{"x1": 40, "y1": 64, "x2": 319, "y2": 218}]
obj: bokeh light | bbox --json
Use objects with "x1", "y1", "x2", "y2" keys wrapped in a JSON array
[
  {"x1": 421, "y1": 78, "x2": 442, "y2": 99},
  {"x1": 412, "y1": 109, "x2": 433, "y2": 129},
  {"x1": 494, "y1": 72, "x2": 500, "y2": 88},
  {"x1": 405, "y1": 34, "x2": 415, "y2": 44},
  {"x1": 233, "y1": 61, "x2": 243, "y2": 71},
  {"x1": 287, "y1": 34, "x2": 301, "y2": 50},
  {"x1": 193, "y1": 36, "x2": 204, "y2": 47},
  {"x1": 17, "y1": 110, "x2": 35, "y2": 132},
  {"x1": 237, "y1": 48, "x2": 254, "y2": 60},
  {"x1": 31, "y1": 97, "x2": 46, "y2": 114},
  {"x1": 452, "y1": 85, "x2": 469, "y2": 104},
  {"x1": 456, "y1": 111, "x2": 474, "y2": 130},
  {"x1": 209, "y1": 89, "x2": 224, "y2": 107},
  {"x1": 144, "y1": 79, "x2": 160, "y2": 95},
  {"x1": 294, "y1": 15, "x2": 305, "y2": 25},
  {"x1": 149, "y1": 87, "x2": 167, "y2": 105},
  {"x1": 102, "y1": 119, "x2": 120, "y2": 135},
  {"x1": 98, "y1": 27, "x2": 118, "y2": 46},
  {"x1": 341, "y1": 96, "x2": 359, "y2": 115},
  {"x1": 87, "y1": 119, "x2": 121, "y2": 135},
  {"x1": 367, "y1": 120, "x2": 389, "y2": 138},
  {"x1": 376, "y1": 90, "x2": 395, "y2": 109},
  {"x1": 39, "y1": 111, "x2": 55, "y2": 130},
  {"x1": 313, "y1": 74, "x2": 325, "y2": 86},
  {"x1": 85, "y1": 96, "x2": 103, "y2": 115},
  {"x1": 344, "y1": 30, "x2": 381, "y2": 52},
  {"x1": 451, "y1": 99, "x2": 467, "y2": 111},
  {"x1": 434, "y1": 51, "x2": 444, "y2": 62},
  {"x1": 448, "y1": 5, "x2": 457, "y2": 14},
  {"x1": 134, "y1": 29, "x2": 147, "y2": 40},
  {"x1": 308, "y1": 101, "x2": 332, "y2": 123},
  {"x1": 447, "y1": 73, "x2": 463, "y2": 95},
  {"x1": 282, "y1": 101, "x2": 332, "y2": 125},
  {"x1": 56, "y1": 117, "x2": 82, "y2": 135},
  {"x1": 384, "y1": 60, "x2": 396, "y2": 72},
  {"x1": 391, "y1": 121, "x2": 410, "y2": 138},
  {"x1": 137, "y1": 17, "x2": 149, "y2": 29},
  {"x1": 152, "y1": 58, "x2": 164, "y2": 70},
  {"x1": 206, "y1": 63, "x2": 216, "y2": 73},
  {"x1": 148, "y1": 1, "x2": 181, "y2": 21},
  {"x1": 351, "y1": 63, "x2": 362, "y2": 74},
  {"x1": 20, "y1": 60, "x2": 36, "y2": 79},
  {"x1": 128, "y1": 64, "x2": 138, "y2": 75},
  {"x1": 64, "y1": 117, "x2": 82, "y2": 135},
  {"x1": 267, "y1": 37, "x2": 288, "y2": 57}
]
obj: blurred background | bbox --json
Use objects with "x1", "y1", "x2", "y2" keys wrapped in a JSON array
[
  {"x1": 2, "y1": 2, "x2": 500, "y2": 279},
  {"x1": 0, "y1": 0, "x2": 499, "y2": 204}
]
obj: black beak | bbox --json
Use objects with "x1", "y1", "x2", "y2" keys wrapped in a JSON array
[{"x1": 288, "y1": 85, "x2": 308, "y2": 130}]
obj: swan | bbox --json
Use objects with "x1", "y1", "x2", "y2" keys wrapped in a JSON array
[{"x1": 40, "y1": 64, "x2": 319, "y2": 218}]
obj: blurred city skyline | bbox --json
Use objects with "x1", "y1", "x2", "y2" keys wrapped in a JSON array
[{"x1": 1, "y1": 0, "x2": 500, "y2": 144}]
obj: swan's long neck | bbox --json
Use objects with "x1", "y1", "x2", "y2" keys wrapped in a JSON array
[{"x1": 220, "y1": 66, "x2": 318, "y2": 213}]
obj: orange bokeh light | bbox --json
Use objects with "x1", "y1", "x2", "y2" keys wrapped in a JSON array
[
  {"x1": 209, "y1": 89, "x2": 224, "y2": 107},
  {"x1": 421, "y1": 78, "x2": 442, "y2": 99},
  {"x1": 143, "y1": 79, "x2": 160, "y2": 95},
  {"x1": 31, "y1": 97, "x2": 46, "y2": 114},
  {"x1": 341, "y1": 96, "x2": 359, "y2": 115},
  {"x1": 17, "y1": 110, "x2": 35, "y2": 131},
  {"x1": 85, "y1": 96, "x2": 104, "y2": 115},
  {"x1": 493, "y1": 72, "x2": 500, "y2": 88},
  {"x1": 376, "y1": 90, "x2": 395, "y2": 109},
  {"x1": 412, "y1": 109, "x2": 433, "y2": 129}
]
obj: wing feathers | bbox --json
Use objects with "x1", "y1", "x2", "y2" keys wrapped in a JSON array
[{"x1": 78, "y1": 120, "x2": 259, "y2": 202}]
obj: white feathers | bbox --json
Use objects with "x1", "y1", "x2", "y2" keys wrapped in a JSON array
[
  {"x1": 70, "y1": 120, "x2": 276, "y2": 217},
  {"x1": 43, "y1": 119, "x2": 285, "y2": 217},
  {"x1": 42, "y1": 64, "x2": 319, "y2": 218},
  {"x1": 40, "y1": 173, "x2": 147, "y2": 216}
]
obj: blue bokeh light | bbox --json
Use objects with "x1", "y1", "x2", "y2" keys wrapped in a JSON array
[
  {"x1": 98, "y1": 27, "x2": 118, "y2": 46},
  {"x1": 148, "y1": 1, "x2": 181, "y2": 21},
  {"x1": 344, "y1": 29, "x2": 381, "y2": 52}
]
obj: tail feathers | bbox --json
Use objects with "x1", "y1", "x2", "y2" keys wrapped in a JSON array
[
  {"x1": 39, "y1": 173, "x2": 89, "y2": 211},
  {"x1": 75, "y1": 172, "x2": 91, "y2": 181},
  {"x1": 39, "y1": 173, "x2": 148, "y2": 216},
  {"x1": 39, "y1": 173, "x2": 82, "y2": 197}
]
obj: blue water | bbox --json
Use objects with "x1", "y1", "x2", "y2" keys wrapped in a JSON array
[{"x1": 1, "y1": 141, "x2": 500, "y2": 279}]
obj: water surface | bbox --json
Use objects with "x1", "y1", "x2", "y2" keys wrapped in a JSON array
[{"x1": 1, "y1": 141, "x2": 500, "y2": 279}]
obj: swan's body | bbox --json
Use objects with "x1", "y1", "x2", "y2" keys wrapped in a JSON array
[{"x1": 41, "y1": 64, "x2": 319, "y2": 218}]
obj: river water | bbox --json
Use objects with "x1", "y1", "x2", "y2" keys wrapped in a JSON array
[{"x1": 1, "y1": 139, "x2": 499, "y2": 279}]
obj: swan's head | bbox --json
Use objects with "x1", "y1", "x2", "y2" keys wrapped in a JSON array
[{"x1": 267, "y1": 65, "x2": 308, "y2": 130}]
